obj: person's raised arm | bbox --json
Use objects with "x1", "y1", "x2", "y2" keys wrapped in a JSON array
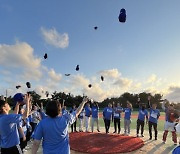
[
  {"x1": 22, "y1": 94, "x2": 31, "y2": 119},
  {"x1": 147, "y1": 96, "x2": 151, "y2": 108},
  {"x1": 14, "y1": 102, "x2": 20, "y2": 114},
  {"x1": 75, "y1": 97, "x2": 88, "y2": 117},
  {"x1": 162, "y1": 99, "x2": 166, "y2": 111}
]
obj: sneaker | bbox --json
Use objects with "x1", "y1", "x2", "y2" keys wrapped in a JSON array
[
  {"x1": 155, "y1": 138, "x2": 157, "y2": 140},
  {"x1": 141, "y1": 134, "x2": 144, "y2": 137},
  {"x1": 149, "y1": 137, "x2": 152, "y2": 140},
  {"x1": 97, "y1": 129, "x2": 100, "y2": 132},
  {"x1": 162, "y1": 141, "x2": 166, "y2": 144},
  {"x1": 113, "y1": 131, "x2": 116, "y2": 134},
  {"x1": 136, "y1": 134, "x2": 139, "y2": 137},
  {"x1": 174, "y1": 143, "x2": 177, "y2": 145}
]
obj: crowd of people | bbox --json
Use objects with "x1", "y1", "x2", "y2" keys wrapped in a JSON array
[{"x1": 0, "y1": 93, "x2": 179, "y2": 154}]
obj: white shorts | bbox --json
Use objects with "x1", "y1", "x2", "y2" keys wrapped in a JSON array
[{"x1": 164, "y1": 121, "x2": 176, "y2": 132}]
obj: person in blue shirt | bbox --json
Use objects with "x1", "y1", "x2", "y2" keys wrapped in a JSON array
[
  {"x1": 91, "y1": 102, "x2": 100, "y2": 132},
  {"x1": 32, "y1": 97, "x2": 88, "y2": 154},
  {"x1": 78, "y1": 108, "x2": 84, "y2": 132},
  {"x1": 113, "y1": 103, "x2": 123, "y2": 134},
  {"x1": 85, "y1": 102, "x2": 91, "y2": 132},
  {"x1": 123, "y1": 101, "x2": 133, "y2": 136},
  {"x1": 103, "y1": 103, "x2": 113, "y2": 134},
  {"x1": 136, "y1": 98, "x2": 148, "y2": 137},
  {"x1": 0, "y1": 94, "x2": 30, "y2": 154},
  {"x1": 148, "y1": 96, "x2": 160, "y2": 140},
  {"x1": 172, "y1": 146, "x2": 180, "y2": 154},
  {"x1": 70, "y1": 104, "x2": 77, "y2": 132}
]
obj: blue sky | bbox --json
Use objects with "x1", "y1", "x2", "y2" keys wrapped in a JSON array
[{"x1": 0, "y1": 0, "x2": 180, "y2": 102}]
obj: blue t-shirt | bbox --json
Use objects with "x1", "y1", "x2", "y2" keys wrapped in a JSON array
[
  {"x1": 149, "y1": 108, "x2": 160, "y2": 124},
  {"x1": 19, "y1": 115, "x2": 27, "y2": 138},
  {"x1": 62, "y1": 109, "x2": 68, "y2": 115},
  {"x1": 113, "y1": 107, "x2": 123, "y2": 119},
  {"x1": 172, "y1": 146, "x2": 180, "y2": 154},
  {"x1": 40, "y1": 110, "x2": 47, "y2": 120},
  {"x1": 124, "y1": 108, "x2": 132, "y2": 120},
  {"x1": 34, "y1": 112, "x2": 76, "y2": 154},
  {"x1": 138, "y1": 109, "x2": 148, "y2": 121},
  {"x1": 91, "y1": 106, "x2": 99, "y2": 118},
  {"x1": 0, "y1": 114, "x2": 21, "y2": 148},
  {"x1": 85, "y1": 105, "x2": 91, "y2": 117},
  {"x1": 103, "y1": 107, "x2": 113, "y2": 120}
]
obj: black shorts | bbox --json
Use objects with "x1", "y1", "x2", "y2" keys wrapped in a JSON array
[{"x1": 1, "y1": 145, "x2": 23, "y2": 154}]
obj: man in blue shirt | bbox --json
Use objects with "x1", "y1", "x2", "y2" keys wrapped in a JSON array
[
  {"x1": 136, "y1": 98, "x2": 148, "y2": 137},
  {"x1": 0, "y1": 94, "x2": 30, "y2": 154},
  {"x1": 103, "y1": 103, "x2": 113, "y2": 134},
  {"x1": 32, "y1": 97, "x2": 88, "y2": 154},
  {"x1": 70, "y1": 104, "x2": 77, "y2": 132},
  {"x1": 123, "y1": 101, "x2": 133, "y2": 136},
  {"x1": 148, "y1": 96, "x2": 160, "y2": 140},
  {"x1": 78, "y1": 108, "x2": 84, "y2": 132},
  {"x1": 91, "y1": 102, "x2": 100, "y2": 132},
  {"x1": 113, "y1": 103, "x2": 123, "y2": 134},
  {"x1": 84, "y1": 102, "x2": 91, "y2": 132}
]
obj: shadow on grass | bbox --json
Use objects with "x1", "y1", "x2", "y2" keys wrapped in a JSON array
[{"x1": 146, "y1": 142, "x2": 164, "y2": 154}]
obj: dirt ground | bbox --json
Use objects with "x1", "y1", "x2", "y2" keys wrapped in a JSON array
[{"x1": 25, "y1": 126, "x2": 179, "y2": 154}]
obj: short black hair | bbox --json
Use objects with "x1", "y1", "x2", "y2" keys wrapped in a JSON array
[
  {"x1": 46, "y1": 101, "x2": 61, "y2": 118},
  {"x1": 0, "y1": 100, "x2": 7, "y2": 114}
]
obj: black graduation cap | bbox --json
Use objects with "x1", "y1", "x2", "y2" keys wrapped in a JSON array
[
  {"x1": 16, "y1": 85, "x2": 21, "y2": 89},
  {"x1": 88, "y1": 84, "x2": 92, "y2": 88},
  {"x1": 65, "y1": 74, "x2": 71, "y2": 76},
  {"x1": 118, "y1": 8, "x2": 126, "y2": 23},
  {"x1": 26, "y1": 82, "x2": 31, "y2": 88},
  {"x1": 45, "y1": 91, "x2": 49, "y2": 97},
  {"x1": 44, "y1": 53, "x2": 48, "y2": 59},
  {"x1": 101, "y1": 76, "x2": 104, "y2": 81},
  {"x1": 76, "y1": 65, "x2": 79, "y2": 71},
  {"x1": 94, "y1": 26, "x2": 98, "y2": 30}
]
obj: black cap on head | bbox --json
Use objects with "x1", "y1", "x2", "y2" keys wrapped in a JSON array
[
  {"x1": 44, "y1": 53, "x2": 48, "y2": 59},
  {"x1": 88, "y1": 84, "x2": 92, "y2": 88},
  {"x1": 16, "y1": 85, "x2": 21, "y2": 89},
  {"x1": 76, "y1": 65, "x2": 79, "y2": 71},
  {"x1": 94, "y1": 26, "x2": 98, "y2": 30},
  {"x1": 101, "y1": 76, "x2": 104, "y2": 81},
  {"x1": 26, "y1": 82, "x2": 31, "y2": 88}
]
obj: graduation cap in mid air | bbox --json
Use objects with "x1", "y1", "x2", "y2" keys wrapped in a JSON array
[
  {"x1": 16, "y1": 85, "x2": 21, "y2": 89},
  {"x1": 118, "y1": 8, "x2": 126, "y2": 23},
  {"x1": 101, "y1": 76, "x2": 104, "y2": 81},
  {"x1": 44, "y1": 53, "x2": 48, "y2": 59},
  {"x1": 45, "y1": 91, "x2": 49, "y2": 97},
  {"x1": 26, "y1": 82, "x2": 31, "y2": 89},
  {"x1": 94, "y1": 26, "x2": 98, "y2": 30},
  {"x1": 65, "y1": 74, "x2": 71, "y2": 76},
  {"x1": 88, "y1": 84, "x2": 92, "y2": 88},
  {"x1": 76, "y1": 65, "x2": 79, "y2": 71}
]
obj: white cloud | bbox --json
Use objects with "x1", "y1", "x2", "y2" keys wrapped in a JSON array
[
  {"x1": 99, "y1": 69, "x2": 120, "y2": 79},
  {"x1": 48, "y1": 69, "x2": 62, "y2": 82},
  {"x1": 41, "y1": 27, "x2": 69, "y2": 48},
  {"x1": 0, "y1": 41, "x2": 42, "y2": 80},
  {"x1": 147, "y1": 74, "x2": 157, "y2": 83},
  {"x1": 113, "y1": 77, "x2": 132, "y2": 88},
  {"x1": 165, "y1": 86, "x2": 180, "y2": 103}
]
